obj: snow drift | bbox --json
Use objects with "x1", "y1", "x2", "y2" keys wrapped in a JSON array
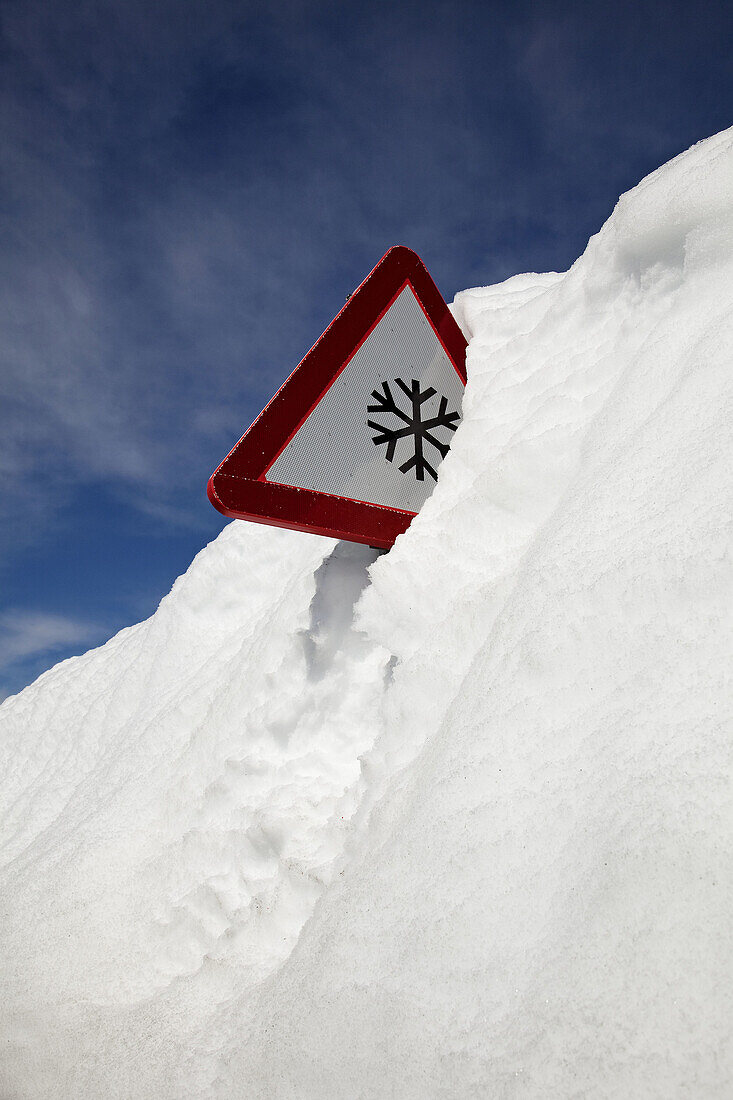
[{"x1": 1, "y1": 128, "x2": 732, "y2": 1098}]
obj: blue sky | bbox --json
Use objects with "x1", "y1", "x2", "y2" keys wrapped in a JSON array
[{"x1": 2, "y1": 0, "x2": 732, "y2": 698}]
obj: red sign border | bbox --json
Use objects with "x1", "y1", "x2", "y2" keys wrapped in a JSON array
[{"x1": 207, "y1": 246, "x2": 468, "y2": 549}]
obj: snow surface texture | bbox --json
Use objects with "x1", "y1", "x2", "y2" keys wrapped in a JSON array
[{"x1": 1, "y1": 128, "x2": 732, "y2": 1098}]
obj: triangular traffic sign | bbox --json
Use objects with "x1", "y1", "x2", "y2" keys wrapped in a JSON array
[{"x1": 207, "y1": 246, "x2": 467, "y2": 549}]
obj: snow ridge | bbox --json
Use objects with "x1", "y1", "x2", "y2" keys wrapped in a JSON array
[{"x1": 1, "y1": 127, "x2": 732, "y2": 1098}]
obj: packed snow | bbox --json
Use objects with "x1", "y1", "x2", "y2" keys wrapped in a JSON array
[{"x1": 1, "y1": 128, "x2": 732, "y2": 1098}]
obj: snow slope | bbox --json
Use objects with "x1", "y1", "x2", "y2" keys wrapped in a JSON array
[{"x1": 1, "y1": 128, "x2": 732, "y2": 1098}]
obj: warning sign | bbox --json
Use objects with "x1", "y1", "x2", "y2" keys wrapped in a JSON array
[{"x1": 207, "y1": 247, "x2": 467, "y2": 549}]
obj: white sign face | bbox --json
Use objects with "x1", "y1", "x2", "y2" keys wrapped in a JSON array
[{"x1": 266, "y1": 285, "x2": 465, "y2": 513}]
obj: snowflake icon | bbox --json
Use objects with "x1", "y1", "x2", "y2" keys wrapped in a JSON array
[{"x1": 367, "y1": 378, "x2": 461, "y2": 481}]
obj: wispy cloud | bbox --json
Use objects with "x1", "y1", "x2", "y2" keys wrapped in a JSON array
[{"x1": 0, "y1": 609, "x2": 101, "y2": 668}]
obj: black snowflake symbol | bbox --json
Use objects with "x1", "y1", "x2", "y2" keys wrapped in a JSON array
[{"x1": 367, "y1": 378, "x2": 460, "y2": 481}]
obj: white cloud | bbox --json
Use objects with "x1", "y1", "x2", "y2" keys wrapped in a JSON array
[{"x1": 0, "y1": 610, "x2": 100, "y2": 667}]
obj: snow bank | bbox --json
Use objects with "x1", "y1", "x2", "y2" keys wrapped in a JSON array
[
  {"x1": 1, "y1": 128, "x2": 732, "y2": 1097},
  {"x1": 0, "y1": 530, "x2": 388, "y2": 1094}
]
